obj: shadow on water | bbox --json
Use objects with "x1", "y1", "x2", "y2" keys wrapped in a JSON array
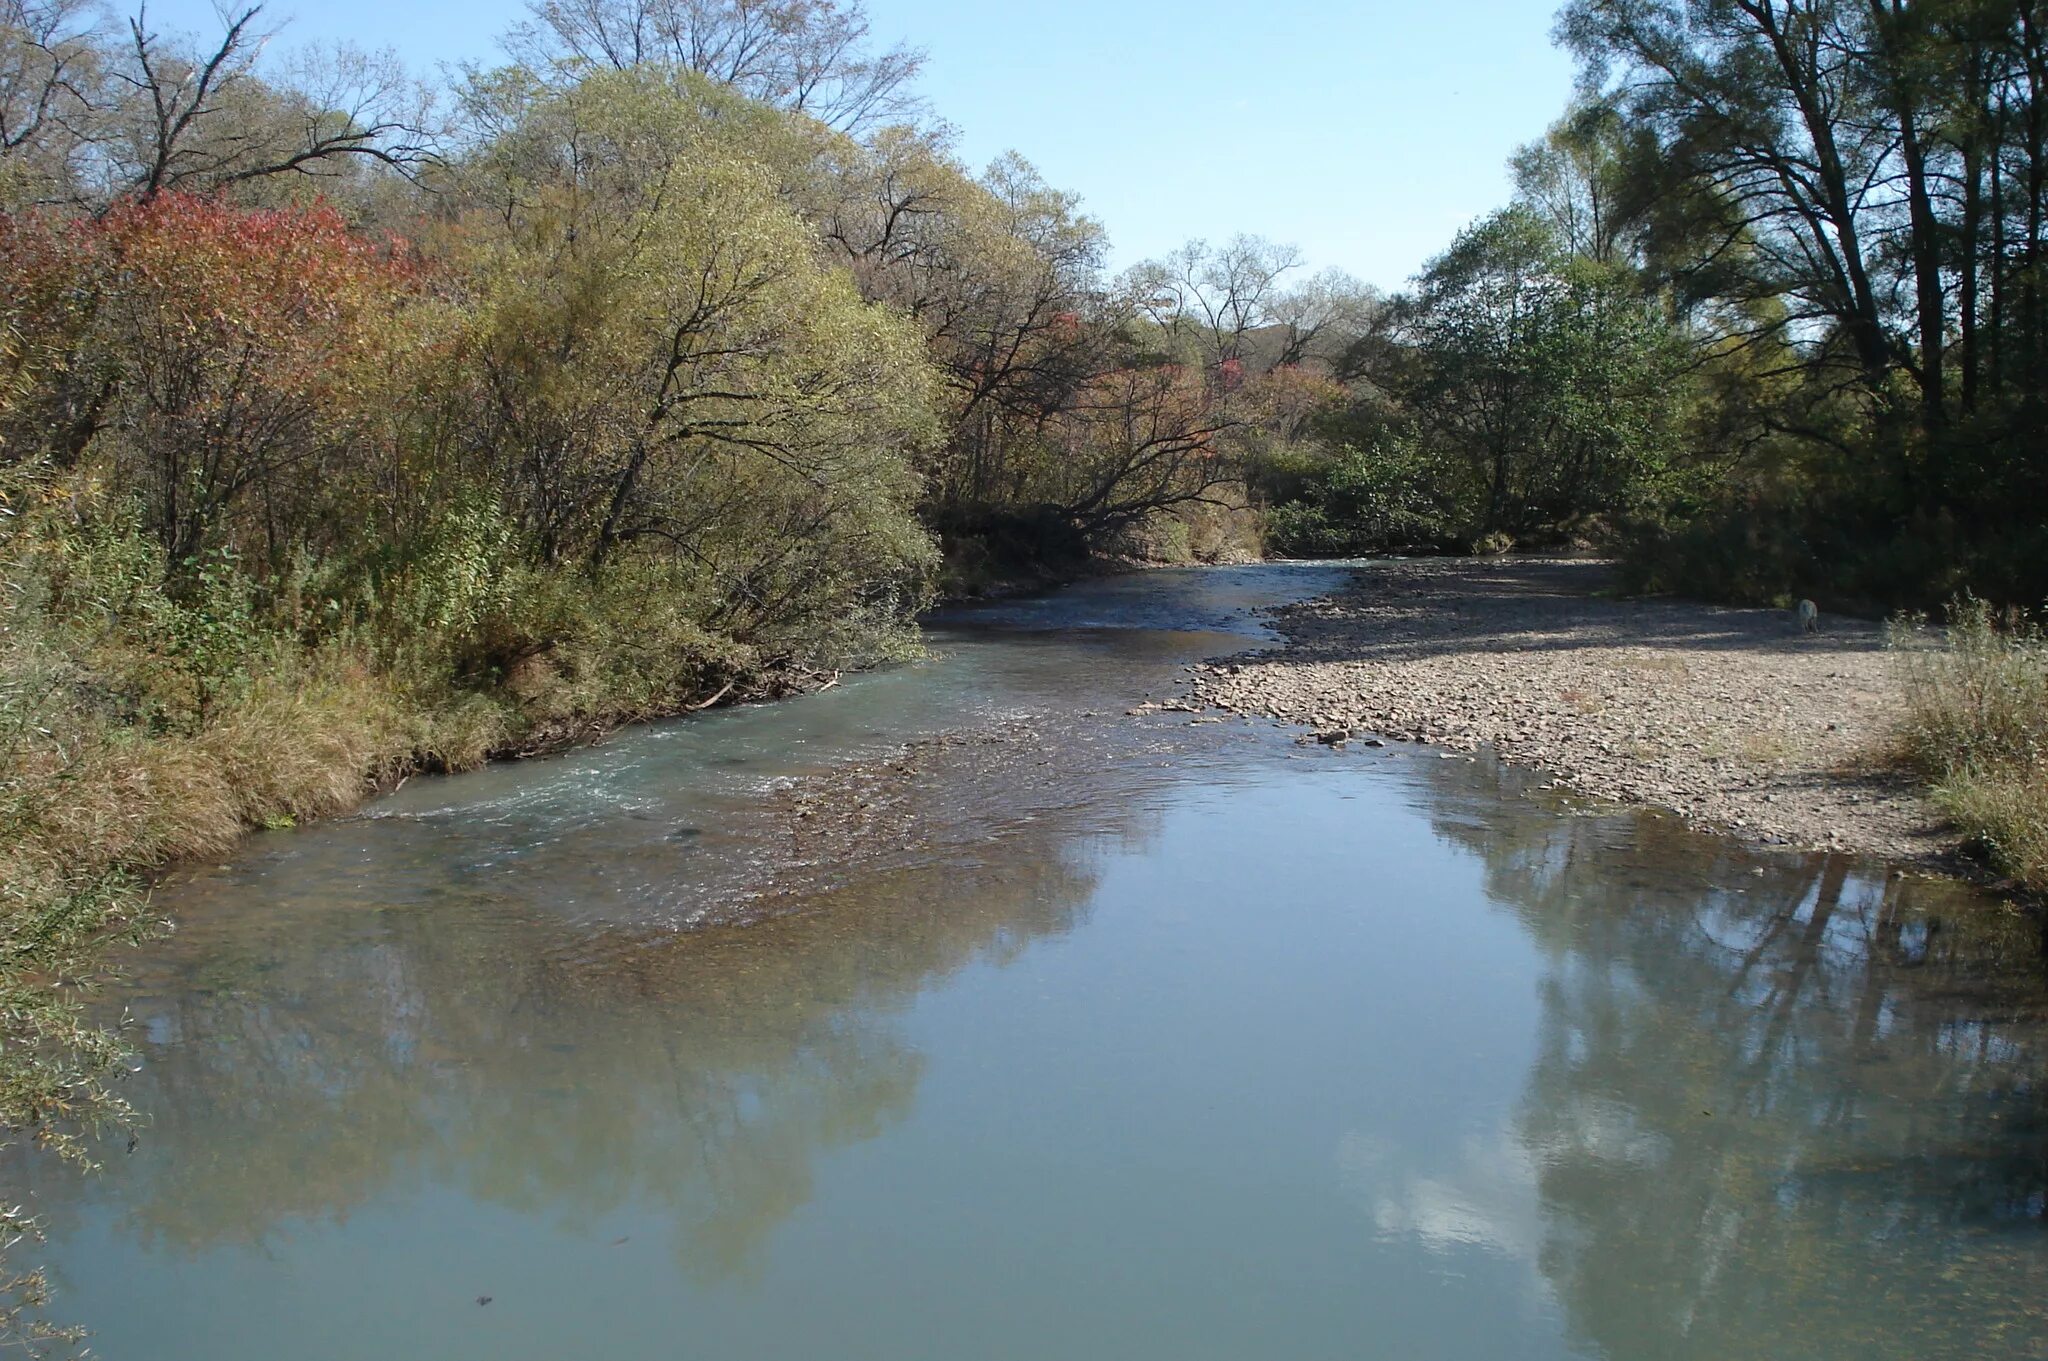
[
  {"x1": 1277, "y1": 559, "x2": 1891, "y2": 662},
  {"x1": 6, "y1": 562, "x2": 2046, "y2": 1360}
]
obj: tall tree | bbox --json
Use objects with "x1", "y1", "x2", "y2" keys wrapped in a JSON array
[
  {"x1": 510, "y1": 0, "x2": 924, "y2": 132},
  {"x1": 450, "y1": 68, "x2": 938, "y2": 632},
  {"x1": 1394, "y1": 207, "x2": 1686, "y2": 537}
]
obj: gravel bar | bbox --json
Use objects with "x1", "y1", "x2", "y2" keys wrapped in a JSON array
[{"x1": 1188, "y1": 557, "x2": 1953, "y2": 864}]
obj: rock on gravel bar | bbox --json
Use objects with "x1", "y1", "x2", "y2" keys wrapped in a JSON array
[{"x1": 1190, "y1": 557, "x2": 1952, "y2": 864}]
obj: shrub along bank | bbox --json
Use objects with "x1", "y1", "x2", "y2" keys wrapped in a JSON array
[{"x1": 1891, "y1": 603, "x2": 2048, "y2": 897}]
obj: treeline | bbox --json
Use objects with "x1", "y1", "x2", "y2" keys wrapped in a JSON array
[
  {"x1": 0, "y1": 0, "x2": 1383, "y2": 763},
  {"x1": 1269, "y1": 0, "x2": 2048, "y2": 611},
  {"x1": 1, "y1": 0, "x2": 1378, "y2": 664}
]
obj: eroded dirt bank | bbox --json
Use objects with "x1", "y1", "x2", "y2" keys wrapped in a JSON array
[{"x1": 1187, "y1": 558, "x2": 1954, "y2": 863}]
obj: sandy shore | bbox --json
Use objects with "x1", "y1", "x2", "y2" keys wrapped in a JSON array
[{"x1": 1187, "y1": 557, "x2": 1954, "y2": 864}]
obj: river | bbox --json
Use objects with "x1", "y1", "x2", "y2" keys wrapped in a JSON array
[{"x1": 12, "y1": 563, "x2": 2048, "y2": 1359}]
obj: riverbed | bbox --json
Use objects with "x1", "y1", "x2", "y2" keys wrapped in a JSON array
[
  {"x1": 12, "y1": 563, "x2": 2048, "y2": 1359},
  {"x1": 1193, "y1": 557, "x2": 1941, "y2": 862}
]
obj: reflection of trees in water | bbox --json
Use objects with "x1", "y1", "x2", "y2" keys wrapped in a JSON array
[
  {"x1": 21, "y1": 797, "x2": 1133, "y2": 1281},
  {"x1": 1423, "y1": 758, "x2": 2048, "y2": 1359}
]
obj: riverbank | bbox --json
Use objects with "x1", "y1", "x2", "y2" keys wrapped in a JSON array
[
  {"x1": 0, "y1": 617, "x2": 862, "y2": 1173},
  {"x1": 1188, "y1": 558, "x2": 1955, "y2": 866}
]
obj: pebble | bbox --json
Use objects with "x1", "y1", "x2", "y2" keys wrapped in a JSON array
[{"x1": 1184, "y1": 558, "x2": 1946, "y2": 865}]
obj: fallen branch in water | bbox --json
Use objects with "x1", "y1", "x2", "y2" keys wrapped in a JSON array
[{"x1": 688, "y1": 681, "x2": 737, "y2": 712}]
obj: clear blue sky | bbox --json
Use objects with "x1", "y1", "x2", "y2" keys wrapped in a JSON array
[{"x1": 142, "y1": 0, "x2": 1578, "y2": 290}]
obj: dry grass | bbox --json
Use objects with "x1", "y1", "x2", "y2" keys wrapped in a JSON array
[
  {"x1": 1739, "y1": 729, "x2": 1791, "y2": 766},
  {"x1": 1935, "y1": 768, "x2": 2048, "y2": 892},
  {"x1": 4, "y1": 653, "x2": 503, "y2": 894},
  {"x1": 1890, "y1": 601, "x2": 2048, "y2": 893}
]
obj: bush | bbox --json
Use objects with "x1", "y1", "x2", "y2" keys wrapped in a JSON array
[
  {"x1": 1618, "y1": 494, "x2": 1818, "y2": 606},
  {"x1": 1259, "y1": 440, "x2": 1460, "y2": 557},
  {"x1": 0, "y1": 461, "x2": 913, "y2": 1185},
  {"x1": 929, "y1": 504, "x2": 1093, "y2": 595},
  {"x1": 1890, "y1": 598, "x2": 2048, "y2": 892}
]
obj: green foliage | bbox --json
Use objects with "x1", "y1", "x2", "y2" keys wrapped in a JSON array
[
  {"x1": 1396, "y1": 209, "x2": 1687, "y2": 539},
  {"x1": 450, "y1": 68, "x2": 940, "y2": 610},
  {"x1": 1, "y1": 0, "x2": 2042, "y2": 1344},
  {"x1": 1557, "y1": 0, "x2": 2048, "y2": 610},
  {"x1": 1617, "y1": 484, "x2": 2026, "y2": 612},
  {"x1": 1617, "y1": 496, "x2": 1815, "y2": 607},
  {"x1": 0, "y1": 58, "x2": 957, "y2": 1337},
  {"x1": 1261, "y1": 440, "x2": 1459, "y2": 556},
  {"x1": 1258, "y1": 209, "x2": 1688, "y2": 557}
]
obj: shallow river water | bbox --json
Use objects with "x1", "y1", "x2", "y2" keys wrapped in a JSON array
[{"x1": 15, "y1": 564, "x2": 2048, "y2": 1359}]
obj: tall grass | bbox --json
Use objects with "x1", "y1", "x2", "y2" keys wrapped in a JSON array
[{"x1": 1890, "y1": 598, "x2": 2048, "y2": 893}]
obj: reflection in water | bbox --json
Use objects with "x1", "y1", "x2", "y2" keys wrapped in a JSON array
[
  {"x1": 1422, "y1": 758, "x2": 2048, "y2": 1357},
  {"x1": 51, "y1": 804, "x2": 1129, "y2": 1281},
  {"x1": 7, "y1": 564, "x2": 2047, "y2": 1360},
  {"x1": 1340, "y1": 1124, "x2": 1545, "y2": 1260}
]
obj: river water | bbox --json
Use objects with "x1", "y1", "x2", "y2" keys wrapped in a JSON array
[{"x1": 13, "y1": 564, "x2": 2048, "y2": 1359}]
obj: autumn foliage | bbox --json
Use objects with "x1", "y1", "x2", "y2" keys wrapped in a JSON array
[{"x1": 97, "y1": 195, "x2": 425, "y2": 563}]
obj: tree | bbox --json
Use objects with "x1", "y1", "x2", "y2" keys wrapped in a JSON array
[
  {"x1": 0, "y1": 3, "x2": 440, "y2": 208},
  {"x1": 1128, "y1": 235, "x2": 1304, "y2": 370},
  {"x1": 1264, "y1": 265, "x2": 1381, "y2": 369},
  {"x1": 1559, "y1": 0, "x2": 1909, "y2": 403},
  {"x1": 1509, "y1": 100, "x2": 1645, "y2": 267},
  {"x1": 1045, "y1": 362, "x2": 1238, "y2": 538},
  {"x1": 1394, "y1": 207, "x2": 1687, "y2": 538},
  {"x1": 110, "y1": 6, "x2": 439, "y2": 203},
  {"x1": 809, "y1": 131, "x2": 1119, "y2": 530},
  {"x1": 0, "y1": 204, "x2": 112, "y2": 468},
  {"x1": 87, "y1": 192, "x2": 423, "y2": 569},
  {"x1": 1557, "y1": 0, "x2": 2048, "y2": 603},
  {"x1": 0, "y1": 0, "x2": 100, "y2": 204},
  {"x1": 510, "y1": 0, "x2": 925, "y2": 132},
  {"x1": 450, "y1": 68, "x2": 938, "y2": 636}
]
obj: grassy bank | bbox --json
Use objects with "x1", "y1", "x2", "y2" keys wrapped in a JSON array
[
  {"x1": 1890, "y1": 602, "x2": 2048, "y2": 896},
  {"x1": 0, "y1": 479, "x2": 921, "y2": 1192}
]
